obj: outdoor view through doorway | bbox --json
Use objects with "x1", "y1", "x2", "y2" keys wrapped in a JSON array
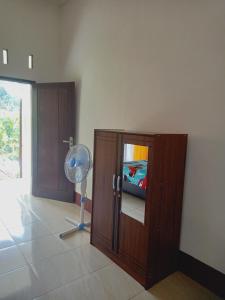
[{"x1": 0, "y1": 80, "x2": 31, "y2": 190}]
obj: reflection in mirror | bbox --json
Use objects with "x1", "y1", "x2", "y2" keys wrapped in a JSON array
[{"x1": 121, "y1": 144, "x2": 149, "y2": 223}]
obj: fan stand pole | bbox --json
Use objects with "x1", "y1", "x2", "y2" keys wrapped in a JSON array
[{"x1": 59, "y1": 179, "x2": 91, "y2": 239}]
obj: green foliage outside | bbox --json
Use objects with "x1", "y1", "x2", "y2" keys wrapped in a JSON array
[
  {"x1": 0, "y1": 116, "x2": 20, "y2": 160},
  {"x1": 0, "y1": 86, "x2": 20, "y2": 178},
  {"x1": 0, "y1": 87, "x2": 20, "y2": 111}
]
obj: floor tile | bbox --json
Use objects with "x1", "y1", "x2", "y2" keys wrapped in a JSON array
[
  {"x1": 1, "y1": 208, "x2": 39, "y2": 229},
  {"x1": 94, "y1": 263, "x2": 144, "y2": 300},
  {"x1": 31, "y1": 207, "x2": 65, "y2": 221},
  {"x1": 18, "y1": 235, "x2": 67, "y2": 264},
  {"x1": 0, "y1": 226, "x2": 16, "y2": 249},
  {"x1": 0, "y1": 245, "x2": 27, "y2": 275},
  {"x1": 0, "y1": 223, "x2": 5, "y2": 231},
  {"x1": 19, "y1": 194, "x2": 45, "y2": 212},
  {"x1": 76, "y1": 244, "x2": 112, "y2": 273},
  {"x1": 8, "y1": 221, "x2": 51, "y2": 243},
  {"x1": 131, "y1": 291, "x2": 156, "y2": 300},
  {"x1": 0, "y1": 198, "x2": 25, "y2": 218},
  {"x1": 143, "y1": 272, "x2": 221, "y2": 300},
  {"x1": 29, "y1": 255, "x2": 67, "y2": 297},
  {"x1": 36, "y1": 264, "x2": 144, "y2": 300},
  {"x1": 50, "y1": 250, "x2": 88, "y2": 284},
  {"x1": 42, "y1": 218, "x2": 75, "y2": 235},
  {"x1": 30, "y1": 249, "x2": 88, "y2": 292},
  {"x1": 66, "y1": 275, "x2": 110, "y2": 300},
  {"x1": 38, "y1": 211, "x2": 90, "y2": 234},
  {"x1": 33, "y1": 285, "x2": 68, "y2": 300},
  {"x1": 131, "y1": 273, "x2": 222, "y2": 300},
  {"x1": 0, "y1": 265, "x2": 37, "y2": 300},
  {"x1": 34, "y1": 274, "x2": 109, "y2": 300},
  {"x1": 31, "y1": 245, "x2": 113, "y2": 299}
]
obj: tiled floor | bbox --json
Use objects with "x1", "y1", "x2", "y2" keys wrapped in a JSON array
[{"x1": 0, "y1": 180, "x2": 221, "y2": 299}]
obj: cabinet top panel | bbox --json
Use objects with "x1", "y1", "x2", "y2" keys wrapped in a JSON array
[{"x1": 94, "y1": 129, "x2": 188, "y2": 137}]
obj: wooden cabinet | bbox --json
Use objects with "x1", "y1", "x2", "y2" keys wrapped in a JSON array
[{"x1": 91, "y1": 129, "x2": 187, "y2": 289}]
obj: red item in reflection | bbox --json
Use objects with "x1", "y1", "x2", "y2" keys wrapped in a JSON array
[
  {"x1": 128, "y1": 166, "x2": 138, "y2": 177},
  {"x1": 138, "y1": 176, "x2": 147, "y2": 190}
]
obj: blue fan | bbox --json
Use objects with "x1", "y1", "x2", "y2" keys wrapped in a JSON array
[{"x1": 59, "y1": 144, "x2": 92, "y2": 239}]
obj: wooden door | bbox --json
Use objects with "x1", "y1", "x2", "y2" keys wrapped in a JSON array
[
  {"x1": 32, "y1": 82, "x2": 75, "y2": 202},
  {"x1": 91, "y1": 131, "x2": 118, "y2": 252}
]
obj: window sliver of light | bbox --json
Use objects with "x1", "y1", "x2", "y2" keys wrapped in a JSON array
[
  {"x1": 28, "y1": 55, "x2": 33, "y2": 69},
  {"x1": 3, "y1": 49, "x2": 8, "y2": 65}
]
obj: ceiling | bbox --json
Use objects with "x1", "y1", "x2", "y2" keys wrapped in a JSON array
[{"x1": 48, "y1": 0, "x2": 68, "y2": 6}]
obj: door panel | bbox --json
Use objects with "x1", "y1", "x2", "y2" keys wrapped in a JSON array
[
  {"x1": 119, "y1": 214, "x2": 148, "y2": 273},
  {"x1": 118, "y1": 135, "x2": 153, "y2": 272},
  {"x1": 32, "y1": 82, "x2": 75, "y2": 202},
  {"x1": 91, "y1": 131, "x2": 118, "y2": 251},
  {"x1": 58, "y1": 86, "x2": 74, "y2": 192}
]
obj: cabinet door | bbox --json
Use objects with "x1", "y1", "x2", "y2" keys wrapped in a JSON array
[
  {"x1": 118, "y1": 134, "x2": 154, "y2": 277},
  {"x1": 91, "y1": 131, "x2": 118, "y2": 252}
]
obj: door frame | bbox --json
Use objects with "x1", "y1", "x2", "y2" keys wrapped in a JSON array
[
  {"x1": 0, "y1": 75, "x2": 34, "y2": 179},
  {"x1": 0, "y1": 76, "x2": 35, "y2": 85},
  {"x1": 0, "y1": 77, "x2": 76, "y2": 201}
]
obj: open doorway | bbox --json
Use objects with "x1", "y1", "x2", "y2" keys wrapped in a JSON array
[{"x1": 0, "y1": 80, "x2": 31, "y2": 192}]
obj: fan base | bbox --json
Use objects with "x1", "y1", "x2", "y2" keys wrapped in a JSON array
[{"x1": 59, "y1": 218, "x2": 91, "y2": 239}]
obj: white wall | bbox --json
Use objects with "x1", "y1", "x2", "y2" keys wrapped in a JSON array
[
  {"x1": 60, "y1": 0, "x2": 225, "y2": 274},
  {"x1": 0, "y1": 0, "x2": 60, "y2": 82}
]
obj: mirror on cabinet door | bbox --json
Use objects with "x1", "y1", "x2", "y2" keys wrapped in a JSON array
[{"x1": 121, "y1": 144, "x2": 149, "y2": 224}]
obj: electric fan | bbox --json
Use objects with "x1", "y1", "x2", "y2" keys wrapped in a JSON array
[{"x1": 59, "y1": 144, "x2": 92, "y2": 239}]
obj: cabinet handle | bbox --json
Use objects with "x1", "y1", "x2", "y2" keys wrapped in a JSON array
[
  {"x1": 117, "y1": 175, "x2": 121, "y2": 192},
  {"x1": 112, "y1": 174, "x2": 116, "y2": 191}
]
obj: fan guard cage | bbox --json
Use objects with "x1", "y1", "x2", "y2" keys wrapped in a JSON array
[{"x1": 64, "y1": 144, "x2": 92, "y2": 184}]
